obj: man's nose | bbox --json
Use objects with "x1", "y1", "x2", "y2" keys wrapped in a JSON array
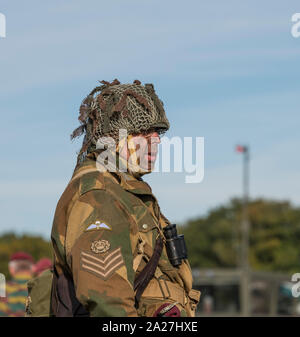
[{"x1": 151, "y1": 132, "x2": 161, "y2": 144}]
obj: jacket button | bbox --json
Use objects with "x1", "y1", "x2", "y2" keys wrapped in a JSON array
[{"x1": 142, "y1": 224, "x2": 148, "y2": 230}]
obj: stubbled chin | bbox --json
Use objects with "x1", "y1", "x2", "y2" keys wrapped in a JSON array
[
  {"x1": 137, "y1": 156, "x2": 156, "y2": 171},
  {"x1": 148, "y1": 154, "x2": 156, "y2": 162}
]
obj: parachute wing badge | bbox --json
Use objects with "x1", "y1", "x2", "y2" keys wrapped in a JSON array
[{"x1": 85, "y1": 221, "x2": 112, "y2": 232}]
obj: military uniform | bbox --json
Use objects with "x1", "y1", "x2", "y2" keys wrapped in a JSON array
[
  {"x1": 50, "y1": 79, "x2": 200, "y2": 316},
  {"x1": 51, "y1": 153, "x2": 200, "y2": 316}
]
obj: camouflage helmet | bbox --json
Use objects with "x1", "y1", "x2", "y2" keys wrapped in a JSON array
[{"x1": 71, "y1": 79, "x2": 170, "y2": 160}]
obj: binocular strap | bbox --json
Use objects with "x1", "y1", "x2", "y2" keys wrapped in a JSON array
[{"x1": 134, "y1": 235, "x2": 164, "y2": 308}]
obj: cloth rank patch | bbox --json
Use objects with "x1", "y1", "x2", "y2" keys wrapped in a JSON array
[{"x1": 80, "y1": 248, "x2": 125, "y2": 281}]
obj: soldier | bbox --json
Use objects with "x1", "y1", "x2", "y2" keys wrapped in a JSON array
[
  {"x1": 50, "y1": 79, "x2": 200, "y2": 317},
  {"x1": 33, "y1": 258, "x2": 52, "y2": 277},
  {"x1": 25, "y1": 258, "x2": 53, "y2": 317},
  {"x1": 0, "y1": 252, "x2": 34, "y2": 317}
]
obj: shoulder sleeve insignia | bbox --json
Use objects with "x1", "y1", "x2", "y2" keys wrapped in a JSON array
[
  {"x1": 80, "y1": 248, "x2": 125, "y2": 281},
  {"x1": 85, "y1": 221, "x2": 112, "y2": 232}
]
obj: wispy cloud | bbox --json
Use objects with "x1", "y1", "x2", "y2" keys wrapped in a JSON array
[{"x1": 1, "y1": 0, "x2": 299, "y2": 95}]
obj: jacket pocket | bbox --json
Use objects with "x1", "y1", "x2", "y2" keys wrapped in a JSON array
[{"x1": 186, "y1": 288, "x2": 201, "y2": 317}]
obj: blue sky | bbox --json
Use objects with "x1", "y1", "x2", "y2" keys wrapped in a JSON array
[{"x1": 0, "y1": 1, "x2": 300, "y2": 238}]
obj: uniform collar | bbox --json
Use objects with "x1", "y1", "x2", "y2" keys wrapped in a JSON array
[
  {"x1": 73, "y1": 152, "x2": 153, "y2": 196},
  {"x1": 118, "y1": 172, "x2": 153, "y2": 195}
]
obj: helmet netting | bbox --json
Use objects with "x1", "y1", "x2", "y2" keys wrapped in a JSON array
[{"x1": 71, "y1": 79, "x2": 170, "y2": 162}]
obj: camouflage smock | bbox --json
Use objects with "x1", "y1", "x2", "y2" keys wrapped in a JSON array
[{"x1": 51, "y1": 152, "x2": 200, "y2": 317}]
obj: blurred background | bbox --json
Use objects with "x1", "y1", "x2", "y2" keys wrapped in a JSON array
[{"x1": 0, "y1": 0, "x2": 300, "y2": 316}]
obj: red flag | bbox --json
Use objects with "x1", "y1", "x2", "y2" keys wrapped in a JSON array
[{"x1": 236, "y1": 145, "x2": 246, "y2": 153}]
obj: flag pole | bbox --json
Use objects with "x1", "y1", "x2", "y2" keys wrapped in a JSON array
[{"x1": 236, "y1": 145, "x2": 250, "y2": 316}]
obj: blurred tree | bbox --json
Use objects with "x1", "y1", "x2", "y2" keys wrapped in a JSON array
[
  {"x1": 1, "y1": 198, "x2": 299, "y2": 278},
  {"x1": 0, "y1": 233, "x2": 52, "y2": 280},
  {"x1": 181, "y1": 198, "x2": 300, "y2": 273}
]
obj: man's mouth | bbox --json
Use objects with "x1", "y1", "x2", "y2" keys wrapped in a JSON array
[{"x1": 147, "y1": 152, "x2": 157, "y2": 162}]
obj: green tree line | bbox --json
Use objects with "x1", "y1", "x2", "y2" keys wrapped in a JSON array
[
  {"x1": 0, "y1": 233, "x2": 52, "y2": 280},
  {"x1": 181, "y1": 198, "x2": 300, "y2": 273},
  {"x1": 0, "y1": 198, "x2": 299, "y2": 280}
]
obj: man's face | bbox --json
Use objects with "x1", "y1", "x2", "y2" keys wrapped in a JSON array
[
  {"x1": 119, "y1": 130, "x2": 161, "y2": 172},
  {"x1": 8, "y1": 260, "x2": 34, "y2": 277}
]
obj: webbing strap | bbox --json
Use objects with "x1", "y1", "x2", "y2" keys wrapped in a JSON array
[{"x1": 134, "y1": 236, "x2": 164, "y2": 308}]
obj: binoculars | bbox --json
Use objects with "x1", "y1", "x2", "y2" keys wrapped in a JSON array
[{"x1": 163, "y1": 224, "x2": 188, "y2": 267}]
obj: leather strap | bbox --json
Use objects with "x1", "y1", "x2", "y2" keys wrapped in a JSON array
[{"x1": 134, "y1": 236, "x2": 164, "y2": 308}]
